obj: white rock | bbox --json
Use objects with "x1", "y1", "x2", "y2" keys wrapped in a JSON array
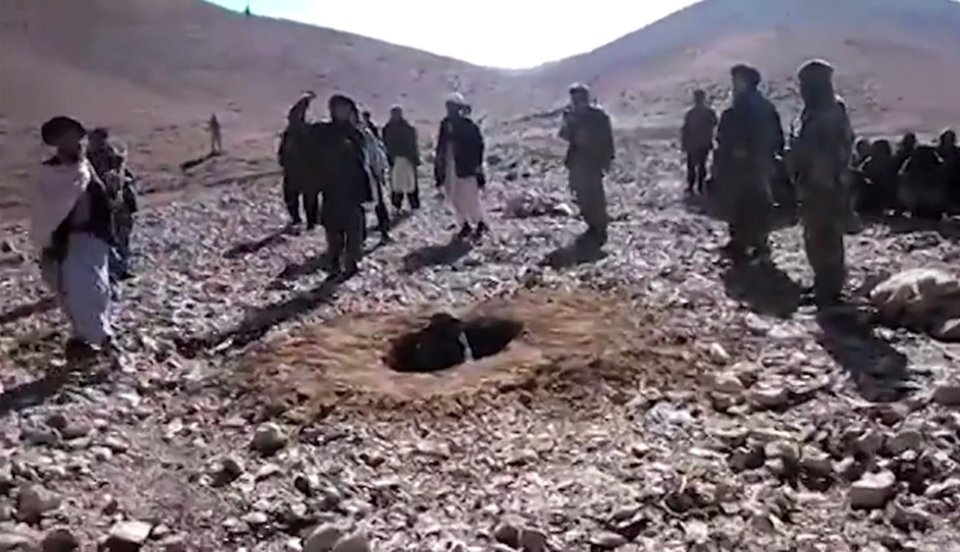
[
  {"x1": 748, "y1": 386, "x2": 789, "y2": 410},
  {"x1": 710, "y1": 372, "x2": 745, "y2": 395},
  {"x1": 107, "y1": 520, "x2": 153, "y2": 547},
  {"x1": 849, "y1": 471, "x2": 897, "y2": 509}
]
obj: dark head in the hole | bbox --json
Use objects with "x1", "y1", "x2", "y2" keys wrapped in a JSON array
[
  {"x1": 462, "y1": 316, "x2": 524, "y2": 359},
  {"x1": 387, "y1": 313, "x2": 466, "y2": 373}
]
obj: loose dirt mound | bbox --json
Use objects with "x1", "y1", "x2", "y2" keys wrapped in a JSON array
[{"x1": 238, "y1": 289, "x2": 706, "y2": 418}]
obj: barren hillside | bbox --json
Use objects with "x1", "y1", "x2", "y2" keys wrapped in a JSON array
[{"x1": 531, "y1": 0, "x2": 960, "y2": 133}]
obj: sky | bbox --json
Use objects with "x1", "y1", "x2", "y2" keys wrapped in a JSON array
[{"x1": 206, "y1": 0, "x2": 700, "y2": 68}]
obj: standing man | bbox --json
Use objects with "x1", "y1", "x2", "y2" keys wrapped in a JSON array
[
  {"x1": 790, "y1": 60, "x2": 855, "y2": 308},
  {"x1": 87, "y1": 127, "x2": 138, "y2": 281},
  {"x1": 383, "y1": 105, "x2": 421, "y2": 211},
  {"x1": 352, "y1": 106, "x2": 392, "y2": 243},
  {"x1": 313, "y1": 94, "x2": 371, "y2": 276},
  {"x1": 714, "y1": 64, "x2": 784, "y2": 261},
  {"x1": 435, "y1": 93, "x2": 487, "y2": 240},
  {"x1": 681, "y1": 89, "x2": 718, "y2": 195},
  {"x1": 279, "y1": 92, "x2": 319, "y2": 228},
  {"x1": 208, "y1": 114, "x2": 223, "y2": 155},
  {"x1": 559, "y1": 83, "x2": 615, "y2": 246}
]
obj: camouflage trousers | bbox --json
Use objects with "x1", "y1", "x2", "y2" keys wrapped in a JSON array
[
  {"x1": 799, "y1": 184, "x2": 847, "y2": 301},
  {"x1": 568, "y1": 163, "x2": 609, "y2": 240}
]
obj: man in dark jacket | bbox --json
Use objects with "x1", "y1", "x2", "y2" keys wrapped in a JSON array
[
  {"x1": 383, "y1": 105, "x2": 421, "y2": 210},
  {"x1": 681, "y1": 89, "x2": 718, "y2": 195},
  {"x1": 279, "y1": 92, "x2": 319, "y2": 228},
  {"x1": 714, "y1": 64, "x2": 784, "y2": 261},
  {"x1": 435, "y1": 93, "x2": 487, "y2": 240},
  {"x1": 312, "y1": 94, "x2": 372, "y2": 276},
  {"x1": 87, "y1": 127, "x2": 138, "y2": 281},
  {"x1": 560, "y1": 83, "x2": 615, "y2": 246},
  {"x1": 936, "y1": 129, "x2": 960, "y2": 210}
]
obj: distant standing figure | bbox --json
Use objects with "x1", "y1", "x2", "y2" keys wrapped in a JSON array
[
  {"x1": 790, "y1": 59, "x2": 855, "y2": 308},
  {"x1": 681, "y1": 89, "x2": 718, "y2": 195},
  {"x1": 559, "y1": 83, "x2": 615, "y2": 246},
  {"x1": 209, "y1": 114, "x2": 223, "y2": 155},
  {"x1": 383, "y1": 105, "x2": 421, "y2": 210},
  {"x1": 714, "y1": 64, "x2": 784, "y2": 261},
  {"x1": 435, "y1": 93, "x2": 487, "y2": 240},
  {"x1": 31, "y1": 116, "x2": 115, "y2": 360},
  {"x1": 858, "y1": 139, "x2": 897, "y2": 213},
  {"x1": 936, "y1": 129, "x2": 960, "y2": 208},
  {"x1": 898, "y1": 145, "x2": 947, "y2": 220},
  {"x1": 893, "y1": 132, "x2": 917, "y2": 175}
]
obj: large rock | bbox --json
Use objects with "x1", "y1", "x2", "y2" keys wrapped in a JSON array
[
  {"x1": 251, "y1": 423, "x2": 288, "y2": 456},
  {"x1": 933, "y1": 381, "x2": 960, "y2": 407},
  {"x1": 849, "y1": 471, "x2": 897, "y2": 509},
  {"x1": 869, "y1": 268, "x2": 960, "y2": 340},
  {"x1": 40, "y1": 529, "x2": 79, "y2": 552},
  {"x1": 16, "y1": 486, "x2": 59, "y2": 525},
  {"x1": 303, "y1": 524, "x2": 344, "y2": 552},
  {"x1": 331, "y1": 532, "x2": 372, "y2": 552},
  {"x1": 105, "y1": 521, "x2": 153, "y2": 551}
]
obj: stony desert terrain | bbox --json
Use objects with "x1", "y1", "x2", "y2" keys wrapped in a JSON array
[{"x1": 2, "y1": 0, "x2": 960, "y2": 550}]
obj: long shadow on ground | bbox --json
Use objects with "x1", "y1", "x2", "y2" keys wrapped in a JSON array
[
  {"x1": 815, "y1": 309, "x2": 913, "y2": 403},
  {"x1": 223, "y1": 226, "x2": 292, "y2": 259},
  {"x1": 722, "y1": 257, "x2": 803, "y2": 318},
  {"x1": 540, "y1": 235, "x2": 607, "y2": 269},
  {"x1": 176, "y1": 272, "x2": 352, "y2": 356},
  {"x1": 0, "y1": 361, "x2": 113, "y2": 418},
  {"x1": 0, "y1": 296, "x2": 57, "y2": 327},
  {"x1": 401, "y1": 239, "x2": 472, "y2": 274}
]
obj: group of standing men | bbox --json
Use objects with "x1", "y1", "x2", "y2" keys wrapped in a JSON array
[
  {"x1": 277, "y1": 91, "x2": 491, "y2": 275},
  {"x1": 681, "y1": 60, "x2": 857, "y2": 307}
]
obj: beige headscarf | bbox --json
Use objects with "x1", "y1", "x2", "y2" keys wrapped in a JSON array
[{"x1": 29, "y1": 158, "x2": 94, "y2": 253}]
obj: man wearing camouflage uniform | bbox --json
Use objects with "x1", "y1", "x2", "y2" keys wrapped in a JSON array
[
  {"x1": 790, "y1": 60, "x2": 855, "y2": 307},
  {"x1": 714, "y1": 64, "x2": 784, "y2": 260},
  {"x1": 559, "y1": 83, "x2": 615, "y2": 246}
]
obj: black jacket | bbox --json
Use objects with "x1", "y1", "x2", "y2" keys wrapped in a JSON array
[
  {"x1": 716, "y1": 89, "x2": 784, "y2": 171},
  {"x1": 434, "y1": 115, "x2": 484, "y2": 187},
  {"x1": 382, "y1": 119, "x2": 420, "y2": 166},
  {"x1": 310, "y1": 121, "x2": 372, "y2": 207}
]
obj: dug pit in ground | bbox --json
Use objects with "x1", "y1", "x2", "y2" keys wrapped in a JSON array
[{"x1": 237, "y1": 289, "x2": 709, "y2": 418}]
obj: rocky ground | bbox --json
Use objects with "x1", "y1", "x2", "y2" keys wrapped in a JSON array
[{"x1": 2, "y1": 129, "x2": 960, "y2": 551}]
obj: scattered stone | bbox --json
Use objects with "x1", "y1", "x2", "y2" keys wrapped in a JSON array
[
  {"x1": 854, "y1": 429, "x2": 885, "y2": 457},
  {"x1": 748, "y1": 386, "x2": 789, "y2": 410},
  {"x1": 251, "y1": 423, "x2": 288, "y2": 456},
  {"x1": 887, "y1": 429, "x2": 923, "y2": 456},
  {"x1": 16, "y1": 486, "x2": 59, "y2": 525},
  {"x1": 924, "y1": 477, "x2": 960, "y2": 499},
  {"x1": 519, "y1": 528, "x2": 548, "y2": 552},
  {"x1": 729, "y1": 445, "x2": 765, "y2": 472},
  {"x1": 932, "y1": 382, "x2": 960, "y2": 407},
  {"x1": 589, "y1": 531, "x2": 628, "y2": 550},
  {"x1": 710, "y1": 372, "x2": 745, "y2": 395},
  {"x1": 303, "y1": 523, "x2": 344, "y2": 552},
  {"x1": 105, "y1": 521, "x2": 153, "y2": 551},
  {"x1": 242, "y1": 511, "x2": 269, "y2": 527},
  {"x1": 493, "y1": 521, "x2": 521, "y2": 548},
  {"x1": 850, "y1": 471, "x2": 897, "y2": 509},
  {"x1": 0, "y1": 529, "x2": 40, "y2": 552},
  {"x1": 331, "y1": 531, "x2": 372, "y2": 552},
  {"x1": 40, "y1": 529, "x2": 79, "y2": 552},
  {"x1": 212, "y1": 456, "x2": 245, "y2": 486},
  {"x1": 799, "y1": 446, "x2": 833, "y2": 478},
  {"x1": 706, "y1": 343, "x2": 731, "y2": 365}
]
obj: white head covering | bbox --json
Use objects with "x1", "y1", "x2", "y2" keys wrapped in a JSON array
[{"x1": 445, "y1": 92, "x2": 465, "y2": 106}]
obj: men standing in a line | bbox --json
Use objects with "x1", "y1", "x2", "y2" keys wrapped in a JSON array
[
  {"x1": 208, "y1": 114, "x2": 223, "y2": 156},
  {"x1": 790, "y1": 59, "x2": 855, "y2": 308},
  {"x1": 435, "y1": 93, "x2": 487, "y2": 240},
  {"x1": 559, "y1": 83, "x2": 615, "y2": 246},
  {"x1": 278, "y1": 92, "x2": 319, "y2": 229},
  {"x1": 714, "y1": 64, "x2": 784, "y2": 261},
  {"x1": 383, "y1": 105, "x2": 421, "y2": 211},
  {"x1": 681, "y1": 89, "x2": 718, "y2": 195},
  {"x1": 87, "y1": 127, "x2": 138, "y2": 281},
  {"x1": 313, "y1": 94, "x2": 371, "y2": 276}
]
